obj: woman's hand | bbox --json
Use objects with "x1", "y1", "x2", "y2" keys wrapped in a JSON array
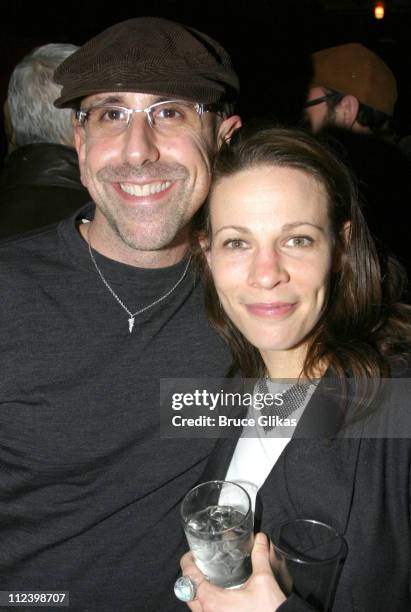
[{"x1": 179, "y1": 532, "x2": 287, "y2": 611}]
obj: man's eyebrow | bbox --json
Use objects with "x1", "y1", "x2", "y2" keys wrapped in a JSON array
[
  {"x1": 85, "y1": 94, "x2": 126, "y2": 106},
  {"x1": 83, "y1": 95, "x2": 179, "y2": 107}
]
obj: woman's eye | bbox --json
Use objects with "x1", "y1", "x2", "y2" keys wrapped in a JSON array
[
  {"x1": 223, "y1": 239, "x2": 247, "y2": 249},
  {"x1": 285, "y1": 236, "x2": 313, "y2": 248}
]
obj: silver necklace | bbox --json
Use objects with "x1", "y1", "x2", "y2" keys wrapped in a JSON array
[
  {"x1": 257, "y1": 378, "x2": 311, "y2": 431},
  {"x1": 87, "y1": 238, "x2": 192, "y2": 333}
]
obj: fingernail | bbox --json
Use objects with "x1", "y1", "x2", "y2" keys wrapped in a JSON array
[{"x1": 255, "y1": 532, "x2": 266, "y2": 544}]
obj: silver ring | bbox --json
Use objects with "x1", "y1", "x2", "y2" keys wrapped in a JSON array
[{"x1": 174, "y1": 575, "x2": 198, "y2": 602}]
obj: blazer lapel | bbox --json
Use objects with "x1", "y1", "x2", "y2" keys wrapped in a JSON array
[
  {"x1": 259, "y1": 377, "x2": 362, "y2": 539},
  {"x1": 198, "y1": 376, "x2": 362, "y2": 540}
]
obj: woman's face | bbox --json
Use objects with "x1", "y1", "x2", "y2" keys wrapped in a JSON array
[{"x1": 205, "y1": 165, "x2": 335, "y2": 366}]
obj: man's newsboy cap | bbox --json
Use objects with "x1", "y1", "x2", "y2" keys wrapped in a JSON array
[{"x1": 54, "y1": 17, "x2": 239, "y2": 109}]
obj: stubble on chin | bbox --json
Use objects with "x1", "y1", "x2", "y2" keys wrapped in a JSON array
[{"x1": 94, "y1": 179, "x2": 194, "y2": 252}]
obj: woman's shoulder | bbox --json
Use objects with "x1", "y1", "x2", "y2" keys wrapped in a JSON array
[{"x1": 389, "y1": 353, "x2": 411, "y2": 377}]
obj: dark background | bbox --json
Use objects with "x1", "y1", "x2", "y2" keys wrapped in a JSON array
[{"x1": 1, "y1": 0, "x2": 411, "y2": 155}]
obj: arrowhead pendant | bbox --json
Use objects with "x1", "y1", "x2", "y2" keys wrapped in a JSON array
[{"x1": 128, "y1": 317, "x2": 135, "y2": 333}]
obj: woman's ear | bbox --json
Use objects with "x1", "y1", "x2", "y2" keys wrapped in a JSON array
[
  {"x1": 342, "y1": 221, "x2": 351, "y2": 245},
  {"x1": 332, "y1": 221, "x2": 351, "y2": 272}
]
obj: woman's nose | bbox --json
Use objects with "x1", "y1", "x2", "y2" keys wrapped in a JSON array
[{"x1": 247, "y1": 249, "x2": 290, "y2": 289}]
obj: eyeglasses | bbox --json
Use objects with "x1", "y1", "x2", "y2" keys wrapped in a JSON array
[
  {"x1": 304, "y1": 94, "x2": 333, "y2": 109},
  {"x1": 76, "y1": 99, "x2": 220, "y2": 137}
]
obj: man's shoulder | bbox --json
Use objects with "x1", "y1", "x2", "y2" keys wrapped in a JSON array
[
  {"x1": 0, "y1": 208, "x2": 84, "y2": 286},
  {"x1": 0, "y1": 204, "x2": 91, "y2": 268},
  {"x1": 0, "y1": 223, "x2": 61, "y2": 267}
]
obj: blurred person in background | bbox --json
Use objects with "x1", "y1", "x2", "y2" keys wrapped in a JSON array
[
  {"x1": 305, "y1": 43, "x2": 397, "y2": 139},
  {"x1": 0, "y1": 43, "x2": 90, "y2": 238},
  {"x1": 303, "y1": 42, "x2": 411, "y2": 280}
]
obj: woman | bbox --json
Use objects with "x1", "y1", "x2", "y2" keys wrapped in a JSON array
[{"x1": 179, "y1": 125, "x2": 411, "y2": 611}]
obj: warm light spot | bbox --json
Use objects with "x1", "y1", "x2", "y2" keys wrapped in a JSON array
[{"x1": 374, "y1": 2, "x2": 385, "y2": 19}]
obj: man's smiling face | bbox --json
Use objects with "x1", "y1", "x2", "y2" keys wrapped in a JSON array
[{"x1": 75, "y1": 91, "x2": 234, "y2": 258}]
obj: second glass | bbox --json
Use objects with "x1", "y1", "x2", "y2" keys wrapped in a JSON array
[{"x1": 272, "y1": 518, "x2": 347, "y2": 611}]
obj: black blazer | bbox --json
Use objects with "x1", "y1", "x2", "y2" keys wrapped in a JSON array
[{"x1": 201, "y1": 373, "x2": 411, "y2": 611}]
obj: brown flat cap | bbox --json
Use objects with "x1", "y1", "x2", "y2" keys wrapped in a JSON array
[
  {"x1": 54, "y1": 17, "x2": 239, "y2": 108},
  {"x1": 311, "y1": 43, "x2": 397, "y2": 115}
]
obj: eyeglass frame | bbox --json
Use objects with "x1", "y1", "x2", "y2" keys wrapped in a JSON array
[
  {"x1": 304, "y1": 90, "x2": 345, "y2": 109},
  {"x1": 304, "y1": 94, "x2": 334, "y2": 109},
  {"x1": 75, "y1": 99, "x2": 223, "y2": 131}
]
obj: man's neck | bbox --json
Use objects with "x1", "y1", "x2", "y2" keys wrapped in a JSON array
[{"x1": 78, "y1": 222, "x2": 189, "y2": 269}]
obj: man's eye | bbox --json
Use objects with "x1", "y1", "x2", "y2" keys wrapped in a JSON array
[
  {"x1": 285, "y1": 236, "x2": 313, "y2": 248},
  {"x1": 155, "y1": 106, "x2": 184, "y2": 121},
  {"x1": 103, "y1": 108, "x2": 127, "y2": 122},
  {"x1": 90, "y1": 107, "x2": 128, "y2": 123}
]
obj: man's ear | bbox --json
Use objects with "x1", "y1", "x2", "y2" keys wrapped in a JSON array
[
  {"x1": 73, "y1": 120, "x2": 85, "y2": 159},
  {"x1": 217, "y1": 114, "x2": 242, "y2": 148},
  {"x1": 73, "y1": 121, "x2": 88, "y2": 188},
  {"x1": 334, "y1": 95, "x2": 359, "y2": 129}
]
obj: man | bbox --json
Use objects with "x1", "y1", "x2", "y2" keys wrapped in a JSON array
[
  {"x1": 304, "y1": 42, "x2": 397, "y2": 138},
  {"x1": 0, "y1": 17, "x2": 240, "y2": 611},
  {"x1": 304, "y1": 42, "x2": 411, "y2": 277},
  {"x1": 0, "y1": 44, "x2": 90, "y2": 237}
]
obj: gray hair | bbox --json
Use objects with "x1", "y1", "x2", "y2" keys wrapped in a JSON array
[{"x1": 7, "y1": 43, "x2": 79, "y2": 147}]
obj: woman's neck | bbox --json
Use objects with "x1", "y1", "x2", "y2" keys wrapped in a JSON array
[
  {"x1": 260, "y1": 346, "x2": 305, "y2": 379},
  {"x1": 261, "y1": 345, "x2": 327, "y2": 380}
]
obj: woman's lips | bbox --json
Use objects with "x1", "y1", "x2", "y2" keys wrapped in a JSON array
[{"x1": 244, "y1": 302, "x2": 296, "y2": 317}]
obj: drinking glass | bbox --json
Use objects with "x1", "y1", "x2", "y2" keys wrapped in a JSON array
[
  {"x1": 272, "y1": 518, "x2": 347, "y2": 611},
  {"x1": 181, "y1": 480, "x2": 254, "y2": 588}
]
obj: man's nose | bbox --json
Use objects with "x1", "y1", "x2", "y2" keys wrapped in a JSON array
[{"x1": 121, "y1": 112, "x2": 160, "y2": 165}]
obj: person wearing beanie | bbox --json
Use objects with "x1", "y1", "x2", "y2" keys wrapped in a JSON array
[
  {"x1": 0, "y1": 17, "x2": 240, "y2": 612},
  {"x1": 305, "y1": 42, "x2": 397, "y2": 137}
]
